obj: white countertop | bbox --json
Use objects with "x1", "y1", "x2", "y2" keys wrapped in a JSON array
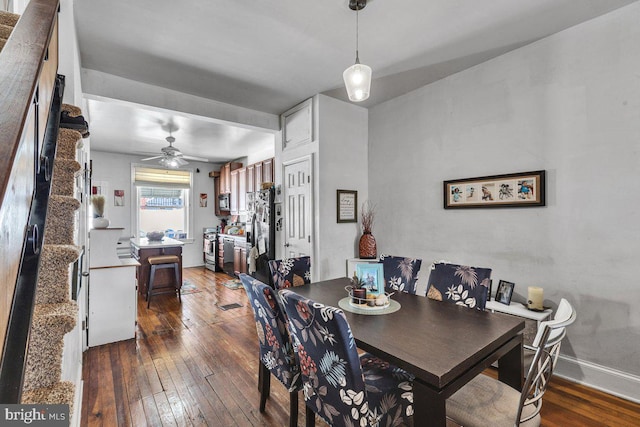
[{"x1": 130, "y1": 236, "x2": 185, "y2": 248}]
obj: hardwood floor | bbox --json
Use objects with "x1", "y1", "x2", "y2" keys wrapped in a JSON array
[{"x1": 81, "y1": 267, "x2": 640, "y2": 426}]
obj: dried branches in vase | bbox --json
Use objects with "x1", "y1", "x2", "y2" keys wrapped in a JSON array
[
  {"x1": 90, "y1": 195, "x2": 109, "y2": 228},
  {"x1": 359, "y1": 200, "x2": 377, "y2": 259},
  {"x1": 91, "y1": 195, "x2": 105, "y2": 218}
]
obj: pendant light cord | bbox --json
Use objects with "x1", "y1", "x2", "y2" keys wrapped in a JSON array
[{"x1": 355, "y1": 3, "x2": 360, "y2": 64}]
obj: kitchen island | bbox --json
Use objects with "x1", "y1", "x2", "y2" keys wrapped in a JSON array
[{"x1": 131, "y1": 237, "x2": 185, "y2": 298}]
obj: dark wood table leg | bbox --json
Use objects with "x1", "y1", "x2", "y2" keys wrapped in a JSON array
[
  {"x1": 413, "y1": 380, "x2": 446, "y2": 427},
  {"x1": 498, "y1": 334, "x2": 524, "y2": 391}
]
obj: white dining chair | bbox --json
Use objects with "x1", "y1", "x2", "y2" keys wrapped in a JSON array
[{"x1": 446, "y1": 298, "x2": 576, "y2": 427}]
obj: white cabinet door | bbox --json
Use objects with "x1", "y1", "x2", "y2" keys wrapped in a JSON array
[
  {"x1": 88, "y1": 262, "x2": 138, "y2": 347},
  {"x1": 281, "y1": 98, "x2": 313, "y2": 150}
]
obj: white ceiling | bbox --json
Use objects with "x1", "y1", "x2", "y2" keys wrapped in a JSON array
[{"x1": 75, "y1": 0, "x2": 638, "y2": 163}]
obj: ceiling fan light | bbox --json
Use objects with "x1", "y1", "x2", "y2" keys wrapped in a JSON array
[{"x1": 343, "y1": 62, "x2": 371, "y2": 102}]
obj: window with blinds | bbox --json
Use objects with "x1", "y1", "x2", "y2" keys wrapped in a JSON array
[{"x1": 133, "y1": 166, "x2": 193, "y2": 239}]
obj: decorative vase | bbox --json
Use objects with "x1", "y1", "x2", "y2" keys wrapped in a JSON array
[
  {"x1": 359, "y1": 231, "x2": 377, "y2": 259},
  {"x1": 352, "y1": 288, "x2": 366, "y2": 304},
  {"x1": 92, "y1": 216, "x2": 110, "y2": 229}
]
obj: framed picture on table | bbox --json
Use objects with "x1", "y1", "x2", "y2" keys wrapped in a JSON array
[
  {"x1": 495, "y1": 280, "x2": 515, "y2": 305},
  {"x1": 356, "y1": 263, "x2": 384, "y2": 297}
]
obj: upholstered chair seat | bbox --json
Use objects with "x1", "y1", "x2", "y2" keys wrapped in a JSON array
[
  {"x1": 279, "y1": 289, "x2": 414, "y2": 427},
  {"x1": 239, "y1": 274, "x2": 302, "y2": 427},
  {"x1": 426, "y1": 262, "x2": 492, "y2": 310},
  {"x1": 379, "y1": 254, "x2": 423, "y2": 295},
  {"x1": 269, "y1": 256, "x2": 311, "y2": 290}
]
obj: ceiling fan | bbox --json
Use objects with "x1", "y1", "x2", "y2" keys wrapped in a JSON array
[{"x1": 141, "y1": 133, "x2": 208, "y2": 168}]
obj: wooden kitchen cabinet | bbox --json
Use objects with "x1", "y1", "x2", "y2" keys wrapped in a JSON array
[
  {"x1": 220, "y1": 163, "x2": 229, "y2": 194},
  {"x1": 218, "y1": 235, "x2": 225, "y2": 271},
  {"x1": 262, "y1": 158, "x2": 274, "y2": 184},
  {"x1": 238, "y1": 167, "x2": 247, "y2": 213},
  {"x1": 233, "y1": 242, "x2": 247, "y2": 275},
  {"x1": 219, "y1": 161, "x2": 243, "y2": 195},
  {"x1": 246, "y1": 164, "x2": 255, "y2": 193},
  {"x1": 230, "y1": 169, "x2": 239, "y2": 215},
  {"x1": 255, "y1": 161, "x2": 263, "y2": 190}
]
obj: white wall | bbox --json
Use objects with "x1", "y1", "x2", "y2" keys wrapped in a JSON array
[
  {"x1": 276, "y1": 95, "x2": 368, "y2": 281},
  {"x1": 369, "y1": 4, "x2": 640, "y2": 400},
  {"x1": 90, "y1": 151, "x2": 224, "y2": 267},
  {"x1": 317, "y1": 95, "x2": 369, "y2": 280}
]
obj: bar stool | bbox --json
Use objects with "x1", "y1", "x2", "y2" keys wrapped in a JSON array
[{"x1": 147, "y1": 255, "x2": 181, "y2": 308}]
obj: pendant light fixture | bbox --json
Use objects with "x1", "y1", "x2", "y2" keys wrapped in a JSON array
[{"x1": 343, "y1": 0, "x2": 372, "y2": 102}]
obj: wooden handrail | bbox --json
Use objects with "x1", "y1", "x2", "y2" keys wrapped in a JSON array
[
  {"x1": 0, "y1": 0, "x2": 59, "y2": 402},
  {"x1": 0, "y1": 0, "x2": 59, "y2": 199}
]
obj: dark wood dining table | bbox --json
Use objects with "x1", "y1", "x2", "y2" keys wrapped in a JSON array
[{"x1": 287, "y1": 277, "x2": 525, "y2": 427}]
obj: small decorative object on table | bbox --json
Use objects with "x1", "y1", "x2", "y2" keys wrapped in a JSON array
[
  {"x1": 358, "y1": 200, "x2": 377, "y2": 259},
  {"x1": 346, "y1": 268, "x2": 390, "y2": 309},
  {"x1": 91, "y1": 195, "x2": 110, "y2": 229},
  {"x1": 146, "y1": 230, "x2": 165, "y2": 241},
  {"x1": 495, "y1": 280, "x2": 515, "y2": 305},
  {"x1": 527, "y1": 286, "x2": 544, "y2": 311}
]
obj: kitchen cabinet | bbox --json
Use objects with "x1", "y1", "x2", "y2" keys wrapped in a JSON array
[
  {"x1": 209, "y1": 170, "x2": 229, "y2": 216},
  {"x1": 246, "y1": 164, "x2": 255, "y2": 193},
  {"x1": 282, "y1": 98, "x2": 314, "y2": 150},
  {"x1": 255, "y1": 161, "x2": 263, "y2": 190},
  {"x1": 233, "y1": 243, "x2": 247, "y2": 275},
  {"x1": 262, "y1": 158, "x2": 274, "y2": 185},
  {"x1": 230, "y1": 169, "x2": 239, "y2": 215},
  {"x1": 219, "y1": 161, "x2": 243, "y2": 195},
  {"x1": 220, "y1": 163, "x2": 229, "y2": 194},
  {"x1": 217, "y1": 235, "x2": 225, "y2": 271},
  {"x1": 238, "y1": 167, "x2": 247, "y2": 213}
]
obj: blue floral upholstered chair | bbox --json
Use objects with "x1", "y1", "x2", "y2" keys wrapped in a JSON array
[
  {"x1": 239, "y1": 274, "x2": 303, "y2": 427},
  {"x1": 268, "y1": 256, "x2": 311, "y2": 290},
  {"x1": 379, "y1": 254, "x2": 423, "y2": 296},
  {"x1": 279, "y1": 289, "x2": 414, "y2": 427},
  {"x1": 426, "y1": 262, "x2": 492, "y2": 310}
]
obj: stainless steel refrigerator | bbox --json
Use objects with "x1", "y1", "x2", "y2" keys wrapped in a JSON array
[{"x1": 247, "y1": 188, "x2": 276, "y2": 286}]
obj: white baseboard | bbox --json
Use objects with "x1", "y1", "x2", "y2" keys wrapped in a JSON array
[
  {"x1": 71, "y1": 379, "x2": 83, "y2": 427},
  {"x1": 554, "y1": 354, "x2": 640, "y2": 404}
]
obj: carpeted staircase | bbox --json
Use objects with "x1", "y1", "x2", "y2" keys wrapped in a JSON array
[
  {"x1": 20, "y1": 124, "x2": 84, "y2": 412},
  {"x1": 0, "y1": 10, "x2": 19, "y2": 52}
]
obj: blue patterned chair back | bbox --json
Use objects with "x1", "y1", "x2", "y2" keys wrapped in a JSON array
[
  {"x1": 279, "y1": 289, "x2": 369, "y2": 427},
  {"x1": 239, "y1": 274, "x2": 300, "y2": 391},
  {"x1": 426, "y1": 262, "x2": 491, "y2": 310},
  {"x1": 379, "y1": 254, "x2": 423, "y2": 296},
  {"x1": 268, "y1": 256, "x2": 311, "y2": 290}
]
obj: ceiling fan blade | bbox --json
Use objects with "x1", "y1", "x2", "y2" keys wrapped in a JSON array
[
  {"x1": 175, "y1": 157, "x2": 189, "y2": 166},
  {"x1": 141, "y1": 155, "x2": 163, "y2": 161},
  {"x1": 182, "y1": 155, "x2": 209, "y2": 162}
]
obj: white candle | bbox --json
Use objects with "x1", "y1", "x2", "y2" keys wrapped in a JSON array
[{"x1": 528, "y1": 286, "x2": 544, "y2": 310}]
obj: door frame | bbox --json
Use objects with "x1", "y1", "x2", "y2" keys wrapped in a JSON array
[{"x1": 281, "y1": 154, "x2": 315, "y2": 281}]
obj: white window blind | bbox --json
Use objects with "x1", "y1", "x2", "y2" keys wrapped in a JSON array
[{"x1": 134, "y1": 167, "x2": 191, "y2": 189}]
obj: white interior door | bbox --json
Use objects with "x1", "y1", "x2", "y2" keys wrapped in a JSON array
[{"x1": 283, "y1": 156, "x2": 312, "y2": 259}]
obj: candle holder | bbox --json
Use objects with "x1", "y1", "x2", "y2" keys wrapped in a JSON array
[{"x1": 527, "y1": 286, "x2": 544, "y2": 311}]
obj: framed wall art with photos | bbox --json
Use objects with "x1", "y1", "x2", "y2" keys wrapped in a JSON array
[{"x1": 444, "y1": 170, "x2": 545, "y2": 209}]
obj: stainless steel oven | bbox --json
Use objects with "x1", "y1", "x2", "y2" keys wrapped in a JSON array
[{"x1": 203, "y1": 231, "x2": 217, "y2": 271}]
